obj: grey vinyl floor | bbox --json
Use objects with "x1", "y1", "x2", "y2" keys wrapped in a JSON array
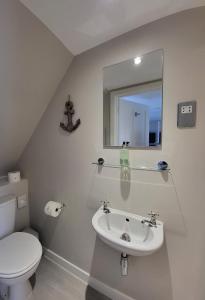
[{"x1": 31, "y1": 258, "x2": 111, "y2": 300}]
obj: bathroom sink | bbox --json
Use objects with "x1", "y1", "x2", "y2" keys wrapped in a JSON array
[{"x1": 92, "y1": 207, "x2": 164, "y2": 256}]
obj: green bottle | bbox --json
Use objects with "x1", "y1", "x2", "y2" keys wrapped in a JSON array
[{"x1": 120, "y1": 141, "x2": 129, "y2": 167}]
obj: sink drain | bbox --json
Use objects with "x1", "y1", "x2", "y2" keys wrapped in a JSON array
[{"x1": 120, "y1": 232, "x2": 131, "y2": 242}]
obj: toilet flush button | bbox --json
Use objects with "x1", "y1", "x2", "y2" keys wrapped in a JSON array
[{"x1": 17, "y1": 194, "x2": 28, "y2": 209}]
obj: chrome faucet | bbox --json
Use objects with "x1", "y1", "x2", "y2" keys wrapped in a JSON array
[
  {"x1": 141, "y1": 211, "x2": 159, "y2": 227},
  {"x1": 101, "y1": 201, "x2": 111, "y2": 214}
]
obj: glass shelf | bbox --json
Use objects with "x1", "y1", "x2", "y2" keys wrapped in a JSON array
[{"x1": 92, "y1": 162, "x2": 170, "y2": 172}]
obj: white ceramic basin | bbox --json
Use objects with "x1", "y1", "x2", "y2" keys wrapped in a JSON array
[{"x1": 92, "y1": 207, "x2": 164, "y2": 256}]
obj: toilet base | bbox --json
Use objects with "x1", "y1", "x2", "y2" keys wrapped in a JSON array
[
  {"x1": 9, "y1": 280, "x2": 32, "y2": 300},
  {"x1": 0, "y1": 259, "x2": 41, "y2": 300}
]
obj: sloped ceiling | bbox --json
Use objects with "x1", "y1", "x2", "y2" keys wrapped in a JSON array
[
  {"x1": 20, "y1": 0, "x2": 205, "y2": 54},
  {"x1": 0, "y1": 0, "x2": 73, "y2": 175}
]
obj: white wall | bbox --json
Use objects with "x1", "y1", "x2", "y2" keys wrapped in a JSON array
[
  {"x1": 19, "y1": 8, "x2": 205, "y2": 300},
  {"x1": 0, "y1": 0, "x2": 73, "y2": 175}
]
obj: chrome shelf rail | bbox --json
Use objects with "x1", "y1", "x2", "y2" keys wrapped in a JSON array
[{"x1": 92, "y1": 162, "x2": 170, "y2": 172}]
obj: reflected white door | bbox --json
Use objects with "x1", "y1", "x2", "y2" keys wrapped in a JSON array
[{"x1": 118, "y1": 99, "x2": 149, "y2": 147}]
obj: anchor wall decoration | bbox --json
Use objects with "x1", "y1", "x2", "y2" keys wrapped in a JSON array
[{"x1": 60, "y1": 95, "x2": 81, "y2": 133}]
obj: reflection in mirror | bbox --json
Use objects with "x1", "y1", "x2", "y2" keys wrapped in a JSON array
[{"x1": 103, "y1": 49, "x2": 163, "y2": 148}]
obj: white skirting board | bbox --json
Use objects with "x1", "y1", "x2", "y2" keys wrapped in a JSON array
[{"x1": 43, "y1": 248, "x2": 135, "y2": 300}]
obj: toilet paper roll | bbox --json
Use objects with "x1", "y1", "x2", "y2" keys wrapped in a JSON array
[
  {"x1": 8, "y1": 171, "x2": 21, "y2": 183},
  {"x1": 44, "y1": 201, "x2": 63, "y2": 218}
]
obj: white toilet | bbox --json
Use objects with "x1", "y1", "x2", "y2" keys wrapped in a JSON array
[{"x1": 0, "y1": 195, "x2": 42, "y2": 300}]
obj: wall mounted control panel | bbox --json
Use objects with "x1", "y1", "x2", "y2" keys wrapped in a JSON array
[{"x1": 177, "y1": 101, "x2": 196, "y2": 128}]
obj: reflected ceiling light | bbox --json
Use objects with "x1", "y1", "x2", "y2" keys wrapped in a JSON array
[{"x1": 134, "y1": 56, "x2": 142, "y2": 65}]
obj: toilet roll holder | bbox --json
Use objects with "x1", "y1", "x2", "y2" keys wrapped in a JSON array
[
  {"x1": 44, "y1": 201, "x2": 66, "y2": 218},
  {"x1": 56, "y1": 203, "x2": 66, "y2": 213}
]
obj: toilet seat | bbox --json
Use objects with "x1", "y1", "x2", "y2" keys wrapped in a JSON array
[{"x1": 0, "y1": 232, "x2": 42, "y2": 278}]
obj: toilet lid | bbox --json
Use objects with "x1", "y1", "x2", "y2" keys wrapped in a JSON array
[{"x1": 0, "y1": 232, "x2": 42, "y2": 278}]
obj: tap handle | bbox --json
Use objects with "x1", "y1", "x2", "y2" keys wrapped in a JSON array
[
  {"x1": 100, "y1": 200, "x2": 109, "y2": 206},
  {"x1": 148, "y1": 211, "x2": 159, "y2": 218}
]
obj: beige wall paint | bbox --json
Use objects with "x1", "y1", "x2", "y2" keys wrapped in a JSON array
[
  {"x1": 0, "y1": 0, "x2": 73, "y2": 175},
  {"x1": 19, "y1": 8, "x2": 205, "y2": 300}
]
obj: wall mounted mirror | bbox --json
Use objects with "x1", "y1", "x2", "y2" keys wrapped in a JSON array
[{"x1": 103, "y1": 49, "x2": 163, "y2": 149}]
